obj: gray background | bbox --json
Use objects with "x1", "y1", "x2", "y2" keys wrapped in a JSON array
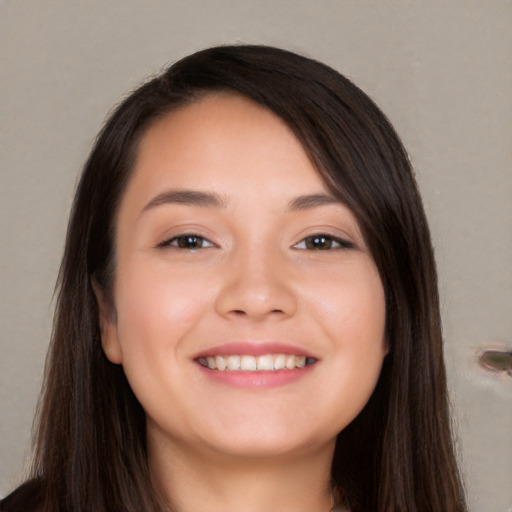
[{"x1": 1, "y1": 1, "x2": 511, "y2": 511}]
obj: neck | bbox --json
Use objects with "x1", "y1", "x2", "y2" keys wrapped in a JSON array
[{"x1": 148, "y1": 436, "x2": 335, "y2": 512}]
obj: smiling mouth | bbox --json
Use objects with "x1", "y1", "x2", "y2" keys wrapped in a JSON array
[{"x1": 197, "y1": 354, "x2": 317, "y2": 371}]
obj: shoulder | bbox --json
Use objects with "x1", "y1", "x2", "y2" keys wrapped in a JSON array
[{"x1": 0, "y1": 479, "x2": 44, "y2": 512}]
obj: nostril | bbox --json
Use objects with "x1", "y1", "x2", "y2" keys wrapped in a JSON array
[
  {"x1": 215, "y1": 279, "x2": 297, "y2": 319},
  {"x1": 228, "y1": 308, "x2": 285, "y2": 317}
]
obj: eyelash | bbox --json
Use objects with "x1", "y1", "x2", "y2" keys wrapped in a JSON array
[
  {"x1": 157, "y1": 234, "x2": 215, "y2": 250},
  {"x1": 293, "y1": 234, "x2": 355, "y2": 251},
  {"x1": 157, "y1": 233, "x2": 355, "y2": 251}
]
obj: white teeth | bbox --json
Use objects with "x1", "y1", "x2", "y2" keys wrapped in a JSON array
[
  {"x1": 285, "y1": 354, "x2": 296, "y2": 369},
  {"x1": 199, "y1": 354, "x2": 315, "y2": 371},
  {"x1": 273, "y1": 354, "x2": 286, "y2": 370},
  {"x1": 257, "y1": 355, "x2": 274, "y2": 370},
  {"x1": 240, "y1": 355, "x2": 257, "y2": 371},
  {"x1": 227, "y1": 355, "x2": 241, "y2": 370},
  {"x1": 215, "y1": 355, "x2": 226, "y2": 371}
]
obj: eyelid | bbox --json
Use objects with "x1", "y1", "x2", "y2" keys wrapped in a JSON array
[
  {"x1": 293, "y1": 234, "x2": 356, "y2": 250},
  {"x1": 155, "y1": 229, "x2": 356, "y2": 251},
  {"x1": 156, "y1": 233, "x2": 216, "y2": 250}
]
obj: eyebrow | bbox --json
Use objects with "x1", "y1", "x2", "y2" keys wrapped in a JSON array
[
  {"x1": 140, "y1": 189, "x2": 342, "y2": 216},
  {"x1": 287, "y1": 193, "x2": 341, "y2": 211},
  {"x1": 141, "y1": 189, "x2": 227, "y2": 214}
]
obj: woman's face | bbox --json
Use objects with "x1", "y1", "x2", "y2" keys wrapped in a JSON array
[{"x1": 98, "y1": 93, "x2": 388, "y2": 461}]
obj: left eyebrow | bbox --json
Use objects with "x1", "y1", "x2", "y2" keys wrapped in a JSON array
[
  {"x1": 140, "y1": 189, "x2": 227, "y2": 217},
  {"x1": 287, "y1": 193, "x2": 342, "y2": 211}
]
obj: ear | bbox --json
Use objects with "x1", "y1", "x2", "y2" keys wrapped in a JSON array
[
  {"x1": 381, "y1": 334, "x2": 390, "y2": 357},
  {"x1": 91, "y1": 279, "x2": 123, "y2": 364}
]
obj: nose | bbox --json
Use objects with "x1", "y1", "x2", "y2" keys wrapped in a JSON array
[{"x1": 214, "y1": 247, "x2": 298, "y2": 322}]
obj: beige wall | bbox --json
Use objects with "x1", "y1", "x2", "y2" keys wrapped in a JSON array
[{"x1": 1, "y1": 2, "x2": 511, "y2": 510}]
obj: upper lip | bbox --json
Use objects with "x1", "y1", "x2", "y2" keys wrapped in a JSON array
[{"x1": 193, "y1": 341, "x2": 317, "y2": 359}]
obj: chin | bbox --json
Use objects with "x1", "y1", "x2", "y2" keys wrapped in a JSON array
[{"x1": 193, "y1": 421, "x2": 338, "y2": 462}]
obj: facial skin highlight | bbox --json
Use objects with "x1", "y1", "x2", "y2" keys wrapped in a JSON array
[{"x1": 96, "y1": 93, "x2": 388, "y2": 510}]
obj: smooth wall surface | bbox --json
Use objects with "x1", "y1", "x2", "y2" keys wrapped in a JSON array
[{"x1": 1, "y1": 2, "x2": 511, "y2": 510}]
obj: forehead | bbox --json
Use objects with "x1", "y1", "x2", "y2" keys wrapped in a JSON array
[{"x1": 124, "y1": 92, "x2": 331, "y2": 210}]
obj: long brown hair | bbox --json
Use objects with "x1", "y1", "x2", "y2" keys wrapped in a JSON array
[{"x1": 21, "y1": 45, "x2": 465, "y2": 511}]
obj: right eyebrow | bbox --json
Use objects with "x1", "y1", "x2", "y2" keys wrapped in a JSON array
[
  {"x1": 140, "y1": 189, "x2": 227, "y2": 217},
  {"x1": 286, "y1": 193, "x2": 341, "y2": 211}
]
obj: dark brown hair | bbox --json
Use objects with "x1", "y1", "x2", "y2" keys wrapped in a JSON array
[{"x1": 4, "y1": 45, "x2": 466, "y2": 511}]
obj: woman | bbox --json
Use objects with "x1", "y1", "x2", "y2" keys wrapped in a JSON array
[{"x1": 1, "y1": 45, "x2": 466, "y2": 511}]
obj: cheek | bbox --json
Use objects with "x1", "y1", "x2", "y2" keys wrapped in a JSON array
[
  {"x1": 306, "y1": 261, "x2": 386, "y2": 344},
  {"x1": 302, "y1": 262, "x2": 387, "y2": 418},
  {"x1": 110, "y1": 263, "x2": 216, "y2": 428},
  {"x1": 332, "y1": 270, "x2": 387, "y2": 370},
  {"x1": 113, "y1": 261, "x2": 213, "y2": 362}
]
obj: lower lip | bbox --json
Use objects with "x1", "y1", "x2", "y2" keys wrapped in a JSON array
[{"x1": 196, "y1": 363, "x2": 315, "y2": 388}]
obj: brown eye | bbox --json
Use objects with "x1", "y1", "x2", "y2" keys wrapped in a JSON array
[
  {"x1": 306, "y1": 235, "x2": 333, "y2": 250},
  {"x1": 177, "y1": 235, "x2": 204, "y2": 249},
  {"x1": 158, "y1": 234, "x2": 214, "y2": 250},
  {"x1": 294, "y1": 235, "x2": 355, "y2": 250}
]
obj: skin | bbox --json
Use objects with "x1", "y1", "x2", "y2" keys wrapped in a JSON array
[{"x1": 96, "y1": 93, "x2": 388, "y2": 512}]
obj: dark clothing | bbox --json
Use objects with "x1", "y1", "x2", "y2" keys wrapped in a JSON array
[{"x1": 0, "y1": 480, "x2": 43, "y2": 512}]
